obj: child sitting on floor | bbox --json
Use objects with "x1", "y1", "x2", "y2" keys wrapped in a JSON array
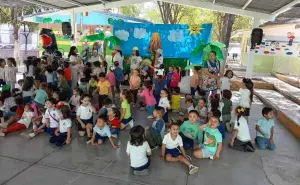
[
  {"x1": 160, "y1": 121, "x2": 199, "y2": 175},
  {"x1": 209, "y1": 109, "x2": 225, "y2": 139},
  {"x1": 49, "y1": 105, "x2": 72, "y2": 146},
  {"x1": 145, "y1": 106, "x2": 165, "y2": 149},
  {"x1": 255, "y1": 107, "x2": 276, "y2": 151},
  {"x1": 221, "y1": 89, "x2": 232, "y2": 131},
  {"x1": 0, "y1": 104, "x2": 34, "y2": 137},
  {"x1": 139, "y1": 81, "x2": 156, "y2": 119},
  {"x1": 193, "y1": 115, "x2": 223, "y2": 160},
  {"x1": 68, "y1": 88, "x2": 81, "y2": 112},
  {"x1": 108, "y1": 107, "x2": 121, "y2": 138},
  {"x1": 127, "y1": 125, "x2": 151, "y2": 176},
  {"x1": 179, "y1": 99, "x2": 195, "y2": 120},
  {"x1": 91, "y1": 115, "x2": 119, "y2": 148},
  {"x1": 98, "y1": 97, "x2": 116, "y2": 117},
  {"x1": 229, "y1": 106, "x2": 255, "y2": 152},
  {"x1": 196, "y1": 98, "x2": 207, "y2": 125},
  {"x1": 179, "y1": 110, "x2": 201, "y2": 150}
]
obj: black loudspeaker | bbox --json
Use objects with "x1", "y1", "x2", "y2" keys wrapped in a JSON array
[
  {"x1": 250, "y1": 28, "x2": 263, "y2": 49},
  {"x1": 62, "y1": 22, "x2": 72, "y2": 36}
]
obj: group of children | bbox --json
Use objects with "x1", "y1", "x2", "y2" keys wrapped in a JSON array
[{"x1": 0, "y1": 52, "x2": 276, "y2": 177}]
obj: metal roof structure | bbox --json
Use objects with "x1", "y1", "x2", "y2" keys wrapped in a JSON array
[{"x1": 1, "y1": 0, "x2": 300, "y2": 21}]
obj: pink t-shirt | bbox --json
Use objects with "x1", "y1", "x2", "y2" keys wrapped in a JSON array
[
  {"x1": 170, "y1": 72, "x2": 180, "y2": 87},
  {"x1": 106, "y1": 72, "x2": 116, "y2": 86},
  {"x1": 140, "y1": 89, "x2": 156, "y2": 106}
]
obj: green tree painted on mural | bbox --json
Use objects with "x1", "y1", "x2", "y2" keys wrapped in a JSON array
[
  {"x1": 42, "y1": 17, "x2": 53, "y2": 28},
  {"x1": 53, "y1": 19, "x2": 62, "y2": 24}
]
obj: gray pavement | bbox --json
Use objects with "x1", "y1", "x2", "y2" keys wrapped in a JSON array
[{"x1": 0, "y1": 95, "x2": 300, "y2": 185}]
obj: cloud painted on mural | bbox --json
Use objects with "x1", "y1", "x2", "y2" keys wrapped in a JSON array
[
  {"x1": 115, "y1": 30, "x2": 129, "y2": 41},
  {"x1": 168, "y1": 30, "x2": 184, "y2": 42},
  {"x1": 134, "y1": 28, "x2": 147, "y2": 39}
]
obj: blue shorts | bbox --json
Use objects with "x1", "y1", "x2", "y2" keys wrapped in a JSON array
[
  {"x1": 44, "y1": 127, "x2": 56, "y2": 136},
  {"x1": 165, "y1": 147, "x2": 182, "y2": 157},
  {"x1": 199, "y1": 144, "x2": 214, "y2": 158},
  {"x1": 163, "y1": 112, "x2": 168, "y2": 122},
  {"x1": 94, "y1": 133, "x2": 108, "y2": 143},
  {"x1": 121, "y1": 117, "x2": 133, "y2": 125}
]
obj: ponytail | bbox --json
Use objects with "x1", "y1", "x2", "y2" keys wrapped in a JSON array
[
  {"x1": 236, "y1": 106, "x2": 246, "y2": 126},
  {"x1": 243, "y1": 78, "x2": 254, "y2": 102}
]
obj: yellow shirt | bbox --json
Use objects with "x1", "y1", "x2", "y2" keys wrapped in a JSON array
[
  {"x1": 171, "y1": 94, "x2": 181, "y2": 110},
  {"x1": 97, "y1": 80, "x2": 111, "y2": 95}
]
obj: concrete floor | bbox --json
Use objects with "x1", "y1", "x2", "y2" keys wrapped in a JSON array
[{"x1": 0, "y1": 95, "x2": 300, "y2": 185}]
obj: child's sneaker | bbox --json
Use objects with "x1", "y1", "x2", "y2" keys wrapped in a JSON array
[
  {"x1": 86, "y1": 137, "x2": 92, "y2": 144},
  {"x1": 111, "y1": 134, "x2": 118, "y2": 138},
  {"x1": 147, "y1": 115, "x2": 154, "y2": 119},
  {"x1": 20, "y1": 133, "x2": 31, "y2": 140},
  {"x1": 188, "y1": 165, "x2": 198, "y2": 175}
]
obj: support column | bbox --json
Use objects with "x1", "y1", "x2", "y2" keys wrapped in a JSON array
[
  {"x1": 245, "y1": 18, "x2": 261, "y2": 78},
  {"x1": 71, "y1": 9, "x2": 77, "y2": 46}
]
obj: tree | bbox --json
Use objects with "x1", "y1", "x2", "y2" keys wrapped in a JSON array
[
  {"x1": 120, "y1": 5, "x2": 141, "y2": 17},
  {"x1": 157, "y1": 1, "x2": 189, "y2": 24},
  {"x1": 20, "y1": 22, "x2": 38, "y2": 56},
  {"x1": 53, "y1": 19, "x2": 62, "y2": 24}
]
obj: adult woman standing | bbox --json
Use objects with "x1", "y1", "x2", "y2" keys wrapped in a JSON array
[
  {"x1": 128, "y1": 47, "x2": 142, "y2": 70},
  {"x1": 202, "y1": 51, "x2": 220, "y2": 99},
  {"x1": 68, "y1": 46, "x2": 81, "y2": 89},
  {"x1": 68, "y1": 46, "x2": 80, "y2": 64},
  {"x1": 112, "y1": 46, "x2": 124, "y2": 70}
]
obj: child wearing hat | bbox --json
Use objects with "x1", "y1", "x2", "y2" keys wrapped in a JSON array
[{"x1": 129, "y1": 47, "x2": 142, "y2": 70}]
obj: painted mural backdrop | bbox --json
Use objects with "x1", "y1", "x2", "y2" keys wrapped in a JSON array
[
  {"x1": 255, "y1": 40, "x2": 300, "y2": 57},
  {"x1": 112, "y1": 23, "x2": 212, "y2": 63}
]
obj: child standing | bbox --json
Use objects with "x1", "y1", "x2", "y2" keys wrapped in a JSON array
[
  {"x1": 0, "y1": 58, "x2": 6, "y2": 86},
  {"x1": 91, "y1": 116, "x2": 119, "y2": 148},
  {"x1": 166, "y1": 66, "x2": 173, "y2": 88},
  {"x1": 108, "y1": 107, "x2": 121, "y2": 138},
  {"x1": 45, "y1": 65, "x2": 53, "y2": 90},
  {"x1": 33, "y1": 83, "x2": 48, "y2": 107},
  {"x1": 196, "y1": 98, "x2": 207, "y2": 125},
  {"x1": 127, "y1": 125, "x2": 151, "y2": 176},
  {"x1": 158, "y1": 88, "x2": 171, "y2": 123},
  {"x1": 0, "y1": 104, "x2": 34, "y2": 137},
  {"x1": 76, "y1": 94, "x2": 96, "y2": 142},
  {"x1": 220, "y1": 70, "x2": 233, "y2": 92},
  {"x1": 193, "y1": 116, "x2": 223, "y2": 160},
  {"x1": 57, "y1": 69, "x2": 71, "y2": 97},
  {"x1": 239, "y1": 78, "x2": 253, "y2": 119},
  {"x1": 179, "y1": 110, "x2": 201, "y2": 150},
  {"x1": 88, "y1": 76, "x2": 98, "y2": 97},
  {"x1": 129, "y1": 69, "x2": 141, "y2": 107},
  {"x1": 222, "y1": 89, "x2": 232, "y2": 131},
  {"x1": 49, "y1": 105, "x2": 72, "y2": 146},
  {"x1": 5, "y1": 57, "x2": 18, "y2": 91},
  {"x1": 153, "y1": 74, "x2": 167, "y2": 105},
  {"x1": 120, "y1": 89, "x2": 134, "y2": 129},
  {"x1": 170, "y1": 67, "x2": 180, "y2": 89},
  {"x1": 139, "y1": 81, "x2": 156, "y2": 119},
  {"x1": 97, "y1": 72, "x2": 111, "y2": 109},
  {"x1": 92, "y1": 61, "x2": 102, "y2": 77},
  {"x1": 161, "y1": 122, "x2": 199, "y2": 175},
  {"x1": 255, "y1": 107, "x2": 276, "y2": 150},
  {"x1": 190, "y1": 67, "x2": 199, "y2": 97},
  {"x1": 229, "y1": 106, "x2": 255, "y2": 152},
  {"x1": 63, "y1": 62, "x2": 72, "y2": 87},
  {"x1": 113, "y1": 62, "x2": 124, "y2": 94},
  {"x1": 145, "y1": 106, "x2": 165, "y2": 149},
  {"x1": 106, "y1": 67, "x2": 116, "y2": 99},
  {"x1": 171, "y1": 87, "x2": 181, "y2": 112}
]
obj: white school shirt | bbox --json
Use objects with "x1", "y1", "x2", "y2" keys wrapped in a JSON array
[
  {"x1": 59, "y1": 119, "x2": 72, "y2": 133},
  {"x1": 162, "y1": 133, "x2": 183, "y2": 149},
  {"x1": 239, "y1": 88, "x2": 251, "y2": 108},
  {"x1": 220, "y1": 77, "x2": 231, "y2": 91},
  {"x1": 187, "y1": 105, "x2": 195, "y2": 113},
  {"x1": 4, "y1": 66, "x2": 17, "y2": 82},
  {"x1": 69, "y1": 55, "x2": 77, "y2": 63},
  {"x1": 234, "y1": 116, "x2": 251, "y2": 142},
  {"x1": 126, "y1": 141, "x2": 151, "y2": 168},
  {"x1": 18, "y1": 111, "x2": 34, "y2": 128},
  {"x1": 0, "y1": 67, "x2": 5, "y2": 80},
  {"x1": 45, "y1": 108, "x2": 60, "y2": 128},
  {"x1": 113, "y1": 53, "x2": 124, "y2": 70},
  {"x1": 154, "y1": 56, "x2": 163, "y2": 68},
  {"x1": 45, "y1": 71, "x2": 53, "y2": 83},
  {"x1": 76, "y1": 105, "x2": 93, "y2": 120},
  {"x1": 69, "y1": 95, "x2": 80, "y2": 107},
  {"x1": 159, "y1": 97, "x2": 170, "y2": 111}
]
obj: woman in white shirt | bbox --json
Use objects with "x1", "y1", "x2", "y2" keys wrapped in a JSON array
[
  {"x1": 128, "y1": 47, "x2": 142, "y2": 70},
  {"x1": 112, "y1": 46, "x2": 124, "y2": 70},
  {"x1": 239, "y1": 78, "x2": 254, "y2": 118},
  {"x1": 229, "y1": 106, "x2": 255, "y2": 152},
  {"x1": 68, "y1": 46, "x2": 79, "y2": 64}
]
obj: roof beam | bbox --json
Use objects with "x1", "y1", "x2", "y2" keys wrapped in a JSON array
[
  {"x1": 212, "y1": 0, "x2": 216, "y2": 4},
  {"x1": 20, "y1": 0, "x2": 62, "y2": 9},
  {"x1": 161, "y1": 0, "x2": 275, "y2": 20},
  {"x1": 62, "y1": 0, "x2": 85, "y2": 7},
  {"x1": 272, "y1": 0, "x2": 300, "y2": 16},
  {"x1": 242, "y1": 0, "x2": 252, "y2": 10}
]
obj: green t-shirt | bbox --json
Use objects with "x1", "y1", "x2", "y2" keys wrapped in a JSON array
[
  {"x1": 203, "y1": 126, "x2": 222, "y2": 155},
  {"x1": 121, "y1": 100, "x2": 131, "y2": 119},
  {"x1": 59, "y1": 77, "x2": 70, "y2": 90},
  {"x1": 34, "y1": 89, "x2": 48, "y2": 105},
  {"x1": 222, "y1": 99, "x2": 232, "y2": 115},
  {"x1": 180, "y1": 120, "x2": 200, "y2": 140}
]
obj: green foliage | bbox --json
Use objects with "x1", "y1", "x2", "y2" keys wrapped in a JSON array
[
  {"x1": 86, "y1": 32, "x2": 105, "y2": 42},
  {"x1": 42, "y1": 17, "x2": 52, "y2": 24},
  {"x1": 53, "y1": 19, "x2": 62, "y2": 24},
  {"x1": 104, "y1": 36, "x2": 121, "y2": 46},
  {"x1": 108, "y1": 18, "x2": 114, "y2": 25},
  {"x1": 120, "y1": 5, "x2": 141, "y2": 17}
]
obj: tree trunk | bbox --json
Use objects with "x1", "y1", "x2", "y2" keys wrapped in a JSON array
[{"x1": 11, "y1": 7, "x2": 20, "y2": 66}]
